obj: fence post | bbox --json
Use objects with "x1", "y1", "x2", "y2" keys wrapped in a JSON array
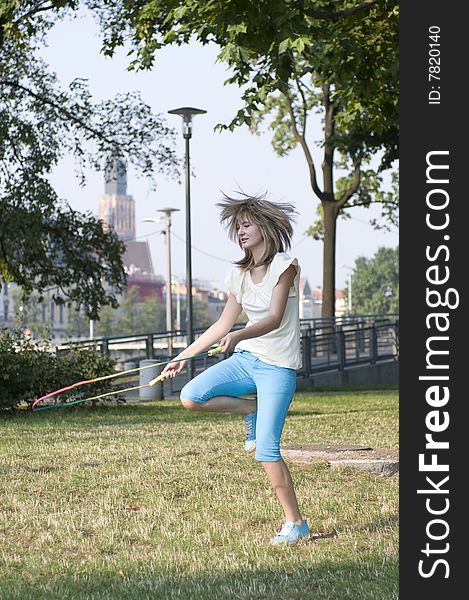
[
  {"x1": 394, "y1": 321, "x2": 400, "y2": 359},
  {"x1": 146, "y1": 334, "x2": 154, "y2": 359},
  {"x1": 102, "y1": 338, "x2": 109, "y2": 356},
  {"x1": 371, "y1": 326, "x2": 378, "y2": 364},
  {"x1": 357, "y1": 318, "x2": 365, "y2": 353},
  {"x1": 302, "y1": 332, "x2": 311, "y2": 377},
  {"x1": 311, "y1": 324, "x2": 317, "y2": 357},
  {"x1": 336, "y1": 329, "x2": 346, "y2": 370}
]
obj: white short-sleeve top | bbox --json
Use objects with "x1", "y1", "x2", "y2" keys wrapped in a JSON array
[{"x1": 224, "y1": 252, "x2": 302, "y2": 370}]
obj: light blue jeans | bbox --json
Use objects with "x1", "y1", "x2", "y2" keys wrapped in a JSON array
[{"x1": 180, "y1": 349, "x2": 297, "y2": 462}]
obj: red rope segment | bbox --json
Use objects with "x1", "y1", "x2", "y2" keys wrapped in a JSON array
[{"x1": 31, "y1": 345, "x2": 225, "y2": 411}]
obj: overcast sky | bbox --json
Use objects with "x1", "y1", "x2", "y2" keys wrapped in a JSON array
[{"x1": 38, "y1": 10, "x2": 398, "y2": 290}]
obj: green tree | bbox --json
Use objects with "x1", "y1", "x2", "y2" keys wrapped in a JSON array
[
  {"x1": 65, "y1": 306, "x2": 90, "y2": 339},
  {"x1": 178, "y1": 300, "x2": 211, "y2": 331},
  {"x1": 88, "y1": 0, "x2": 395, "y2": 154},
  {"x1": 193, "y1": 300, "x2": 212, "y2": 330},
  {"x1": 1, "y1": 1, "x2": 398, "y2": 318},
  {"x1": 138, "y1": 297, "x2": 166, "y2": 333},
  {"x1": 0, "y1": 3, "x2": 179, "y2": 319},
  {"x1": 348, "y1": 246, "x2": 398, "y2": 314},
  {"x1": 93, "y1": 304, "x2": 116, "y2": 338},
  {"x1": 114, "y1": 286, "x2": 140, "y2": 336},
  {"x1": 81, "y1": 0, "x2": 398, "y2": 317},
  {"x1": 249, "y1": 72, "x2": 398, "y2": 317},
  {"x1": 66, "y1": 293, "x2": 226, "y2": 338},
  {"x1": 93, "y1": 292, "x2": 165, "y2": 338}
]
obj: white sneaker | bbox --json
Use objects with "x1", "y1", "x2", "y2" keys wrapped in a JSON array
[
  {"x1": 271, "y1": 520, "x2": 310, "y2": 545},
  {"x1": 244, "y1": 412, "x2": 256, "y2": 452}
]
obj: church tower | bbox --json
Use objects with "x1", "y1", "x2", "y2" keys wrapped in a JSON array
[
  {"x1": 99, "y1": 159, "x2": 136, "y2": 242},
  {"x1": 97, "y1": 159, "x2": 163, "y2": 302}
]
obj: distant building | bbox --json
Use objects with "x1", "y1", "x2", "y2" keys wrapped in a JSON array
[
  {"x1": 0, "y1": 161, "x2": 167, "y2": 341},
  {"x1": 335, "y1": 289, "x2": 347, "y2": 316},
  {"x1": 0, "y1": 281, "x2": 69, "y2": 340},
  {"x1": 99, "y1": 160, "x2": 135, "y2": 241},
  {"x1": 307, "y1": 285, "x2": 348, "y2": 318},
  {"x1": 191, "y1": 279, "x2": 229, "y2": 324},
  {"x1": 99, "y1": 160, "x2": 164, "y2": 303},
  {"x1": 299, "y1": 276, "x2": 322, "y2": 320}
]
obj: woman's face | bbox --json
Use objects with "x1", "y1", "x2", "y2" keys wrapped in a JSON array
[{"x1": 236, "y1": 215, "x2": 264, "y2": 251}]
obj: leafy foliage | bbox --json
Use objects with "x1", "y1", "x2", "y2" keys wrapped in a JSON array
[
  {"x1": 247, "y1": 65, "x2": 398, "y2": 316},
  {"x1": 9, "y1": 2, "x2": 396, "y2": 165},
  {"x1": 348, "y1": 246, "x2": 399, "y2": 314},
  {"x1": 86, "y1": 0, "x2": 398, "y2": 167},
  {"x1": 0, "y1": 328, "x2": 121, "y2": 410},
  {"x1": 88, "y1": 0, "x2": 398, "y2": 318},
  {"x1": 0, "y1": 5, "x2": 179, "y2": 319},
  {"x1": 1, "y1": 1, "x2": 398, "y2": 320},
  {"x1": 305, "y1": 166, "x2": 399, "y2": 241}
]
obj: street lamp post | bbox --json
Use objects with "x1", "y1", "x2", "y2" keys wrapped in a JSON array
[
  {"x1": 172, "y1": 275, "x2": 182, "y2": 332},
  {"x1": 143, "y1": 207, "x2": 180, "y2": 357},
  {"x1": 168, "y1": 106, "x2": 206, "y2": 378},
  {"x1": 341, "y1": 264, "x2": 353, "y2": 315}
]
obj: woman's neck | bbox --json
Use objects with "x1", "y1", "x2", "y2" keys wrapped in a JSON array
[{"x1": 250, "y1": 246, "x2": 265, "y2": 266}]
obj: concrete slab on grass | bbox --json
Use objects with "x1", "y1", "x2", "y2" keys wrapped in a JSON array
[{"x1": 282, "y1": 444, "x2": 399, "y2": 477}]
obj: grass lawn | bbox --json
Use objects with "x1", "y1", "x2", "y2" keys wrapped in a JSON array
[{"x1": 0, "y1": 390, "x2": 398, "y2": 600}]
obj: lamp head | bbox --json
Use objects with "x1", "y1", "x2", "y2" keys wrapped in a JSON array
[
  {"x1": 168, "y1": 107, "x2": 207, "y2": 138},
  {"x1": 158, "y1": 207, "x2": 181, "y2": 216}
]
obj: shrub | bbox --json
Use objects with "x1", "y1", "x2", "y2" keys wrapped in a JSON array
[{"x1": 0, "y1": 329, "x2": 123, "y2": 410}]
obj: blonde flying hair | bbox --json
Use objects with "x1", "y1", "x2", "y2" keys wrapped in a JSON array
[{"x1": 216, "y1": 192, "x2": 297, "y2": 271}]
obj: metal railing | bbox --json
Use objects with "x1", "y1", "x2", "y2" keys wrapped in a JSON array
[
  {"x1": 55, "y1": 314, "x2": 398, "y2": 357},
  {"x1": 298, "y1": 321, "x2": 399, "y2": 378},
  {"x1": 55, "y1": 314, "x2": 399, "y2": 395}
]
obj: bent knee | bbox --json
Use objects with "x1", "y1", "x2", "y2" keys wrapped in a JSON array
[
  {"x1": 180, "y1": 397, "x2": 202, "y2": 411},
  {"x1": 255, "y1": 442, "x2": 282, "y2": 462},
  {"x1": 256, "y1": 453, "x2": 282, "y2": 462}
]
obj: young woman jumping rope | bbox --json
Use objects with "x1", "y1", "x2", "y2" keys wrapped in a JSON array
[{"x1": 161, "y1": 194, "x2": 309, "y2": 544}]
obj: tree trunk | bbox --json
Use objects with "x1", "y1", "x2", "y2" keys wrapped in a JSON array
[
  {"x1": 320, "y1": 82, "x2": 338, "y2": 320},
  {"x1": 322, "y1": 200, "x2": 338, "y2": 318}
]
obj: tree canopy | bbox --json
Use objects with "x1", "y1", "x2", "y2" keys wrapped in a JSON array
[
  {"x1": 348, "y1": 246, "x2": 399, "y2": 314},
  {"x1": 17, "y1": 1, "x2": 395, "y2": 164},
  {"x1": 1, "y1": 1, "x2": 398, "y2": 320},
  {"x1": 0, "y1": 2, "x2": 179, "y2": 319},
  {"x1": 84, "y1": 0, "x2": 398, "y2": 317},
  {"x1": 90, "y1": 0, "x2": 398, "y2": 167}
]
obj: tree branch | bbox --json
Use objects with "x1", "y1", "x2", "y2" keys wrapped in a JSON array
[
  {"x1": 3, "y1": 131, "x2": 25, "y2": 167},
  {"x1": 295, "y1": 77, "x2": 308, "y2": 136},
  {"x1": 0, "y1": 80, "x2": 118, "y2": 149},
  {"x1": 13, "y1": 2, "x2": 56, "y2": 26},
  {"x1": 321, "y1": 82, "x2": 335, "y2": 201},
  {"x1": 284, "y1": 90, "x2": 324, "y2": 201},
  {"x1": 0, "y1": 237, "x2": 7, "y2": 265},
  {"x1": 0, "y1": 2, "x2": 56, "y2": 49},
  {"x1": 346, "y1": 198, "x2": 399, "y2": 209},
  {"x1": 0, "y1": 17, "x2": 6, "y2": 48},
  {"x1": 336, "y1": 159, "x2": 362, "y2": 209},
  {"x1": 303, "y1": 0, "x2": 383, "y2": 22}
]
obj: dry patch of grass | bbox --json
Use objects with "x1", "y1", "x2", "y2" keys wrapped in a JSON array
[{"x1": 0, "y1": 391, "x2": 398, "y2": 599}]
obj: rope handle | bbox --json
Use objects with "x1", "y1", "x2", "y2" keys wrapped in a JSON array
[{"x1": 148, "y1": 345, "x2": 225, "y2": 386}]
